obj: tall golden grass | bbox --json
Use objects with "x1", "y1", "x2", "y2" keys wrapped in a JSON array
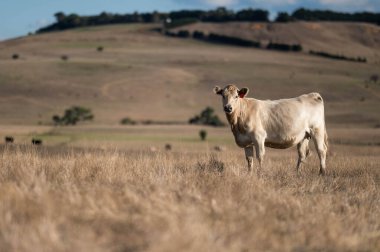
[{"x1": 0, "y1": 145, "x2": 379, "y2": 251}]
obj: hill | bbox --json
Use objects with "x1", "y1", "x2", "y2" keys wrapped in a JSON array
[
  {"x1": 172, "y1": 21, "x2": 380, "y2": 62},
  {"x1": 0, "y1": 23, "x2": 379, "y2": 126}
]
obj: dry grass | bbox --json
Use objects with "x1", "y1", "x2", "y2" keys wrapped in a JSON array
[{"x1": 0, "y1": 144, "x2": 379, "y2": 251}]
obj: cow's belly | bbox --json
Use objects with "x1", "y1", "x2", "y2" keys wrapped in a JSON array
[{"x1": 265, "y1": 131, "x2": 307, "y2": 149}]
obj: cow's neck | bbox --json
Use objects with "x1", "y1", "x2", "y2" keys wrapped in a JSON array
[{"x1": 226, "y1": 99, "x2": 246, "y2": 134}]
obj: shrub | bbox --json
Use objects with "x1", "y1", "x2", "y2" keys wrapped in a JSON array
[
  {"x1": 267, "y1": 42, "x2": 303, "y2": 52},
  {"x1": 208, "y1": 33, "x2": 261, "y2": 48},
  {"x1": 12, "y1": 54, "x2": 19, "y2": 60},
  {"x1": 309, "y1": 50, "x2": 367, "y2": 63},
  {"x1": 193, "y1": 30, "x2": 205, "y2": 39},
  {"x1": 189, "y1": 107, "x2": 225, "y2": 127},
  {"x1": 369, "y1": 74, "x2": 379, "y2": 83},
  {"x1": 291, "y1": 44, "x2": 303, "y2": 52},
  {"x1": 120, "y1": 117, "x2": 137, "y2": 125},
  {"x1": 199, "y1": 130, "x2": 207, "y2": 141},
  {"x1": 52, "y1": 106, "x2": 94, "y2": 126},
  {"x1": 164, "y1": 31, "x2": 177, "y2": 37},
  {"x1": 97, "y1": 46, "x2": 104, "y2": 52},
  {"x1": 177, "y1": 30, "x2": 190, "y2": 38},
  {"x1": 61, "y1": 55, "x2": 69, "y2": 61},
  {"x1": 141, "y1": 120, "x2": 153, "y2": 125},
  {"x1": 52, "y1": 115, "x2": 61, "y2": 125},
  {"x1": 165, "y1": 144, "x2": 172, "y2": 151}
]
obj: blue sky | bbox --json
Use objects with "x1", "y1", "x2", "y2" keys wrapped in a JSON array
[{"x1": 0, "y1": 0, "x2": 379, "y2": 40}]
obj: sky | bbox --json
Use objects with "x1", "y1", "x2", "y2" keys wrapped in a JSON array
[{"x1": 0, "y1": 0, "x2": 379, "y2": 40}]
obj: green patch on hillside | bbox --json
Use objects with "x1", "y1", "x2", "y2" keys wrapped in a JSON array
[{"x1": 57, "y1": 61, "x2": 129, "y2": 75}]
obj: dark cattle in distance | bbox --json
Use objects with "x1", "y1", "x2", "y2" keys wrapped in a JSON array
[
  {"x1": 32, "y1": 139, "x2": 43, "y2": 145},
  {"x1": 165, "y1": 144, "x2": 172, "y2": 151},
  {"x1": 5, "y1": 136, "x2": 14, "y2": 144}
]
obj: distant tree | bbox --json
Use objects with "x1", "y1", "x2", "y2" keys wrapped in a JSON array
[
  {"x1": 291, "y1": 44, "x2": 303, "y2": 52},
  {"x1": 132, "y1": 11, "x2": 143, "y2": 22},
  {"x1": 36, "y1": 7, "x2": 380, "y2": 34},
  {"x1": 165, "y1": 18, "x2": 198, "y2": 29},
  {"x1": 152, "y1": 11, "x2": 161, "y2": 23},
  {"x1": 52, "y1": 106, "x2": 94, "y2": 126},
  {"x1": 309, "y1": 50, "x2": 367, "y2": 63},
  {"x1": 203, "y1": 7, "x2": 234, "y2": 22},
  {"x1": 267, "y1": 42, "x2": 302, "y2": 52},
  {"x1": 52, "y1": 115, "x2": 61, "y2": 125},
  {"x1": 199, "y1": 130, "x2": 207, "y2": 141},
  {"x1": 177, "y1": 30, "x2": 190, "y2": 38},
  {"x1": 370, "y1": 74, "x2": 379, "y2": 83},
  {"x1": 208, "y1": 33, "x2": 261, "y2": 48},
  {"x1": 236, "y1": 8, "x2": 269, "y2": 22},
  {"x1": 275, "y1": 12, "x2": 292, "y2": 22},
  {"x1": 98, "y1": 12, "x2": 112, "y2": 24},
  {"x1": 140, "y1": 12, "x2": 154, "y2": 22},
  {"x1": 65, "y1": 14, "x2": 82, "y2": 28},
  {"x1": 165, "y1": 31, "x2": 177, "y2": 37},
  {"x1": 120, "y1": 117, "x2": 137, "y2": 125},
  {"x1": 169, "y1": 10, "x2": 204, "y2": 20},
  {"x1": 193, "y1": 30, "x2": 205, "y2": 39},
  {"x1": 189, "y1": 107, "x2": 225, "y2": 127},
  {"x1": 54, "y1": 12, "x2": 66, "y2": 22},
  {"x1": 291, "y1": 8, "x2": 380, "y2": 24}
]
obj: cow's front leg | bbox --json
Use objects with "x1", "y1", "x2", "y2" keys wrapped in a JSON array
[
  {"x1": 254, "y1": 137, "x2": 266, "y2": 175},
  {"x1": 244, "y1": 146, "x2": 254, "y2": 172}
]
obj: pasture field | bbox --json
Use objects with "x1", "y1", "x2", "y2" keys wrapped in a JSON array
[
  {"x1": 0, "y1": 139, "x2": 379, "y2": 251},
  {"x1": 0, "y1": 125, "x2": 379, "y2": 251}
]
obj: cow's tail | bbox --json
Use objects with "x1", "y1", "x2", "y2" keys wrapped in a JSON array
[{"x1": 320, "y1": 94, "x2": 328, "y2": 152}]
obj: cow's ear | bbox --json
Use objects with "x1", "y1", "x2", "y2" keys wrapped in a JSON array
[
  {"x1": 238, "y1": 87, "x2": 249, "y2": 98},
  {"x1": 213, "y1": 86, "x2": 223, "y2": 95}
]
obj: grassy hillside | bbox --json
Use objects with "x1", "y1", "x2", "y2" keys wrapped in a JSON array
[
  {"x1": 173, "y1": 21, "x2": 380, "y2": 62},
  {"x1": 0, "y1": 23, "x2": 379, "y2": 127}
]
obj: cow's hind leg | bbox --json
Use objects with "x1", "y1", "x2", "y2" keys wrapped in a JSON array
[
  {"x1": 311, "y1": 128, "x2": 327, "y2": 175},
  {"x1": 244, "y1": 146, "x2": 254, "y2": 173},
  {"x1": 296, "y1": 138, "x2": 310, "y2": 173}
]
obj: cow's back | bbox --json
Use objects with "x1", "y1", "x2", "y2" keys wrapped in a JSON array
[{"x1": 250, "y1": 93, "x2": 325, "y2": 146}]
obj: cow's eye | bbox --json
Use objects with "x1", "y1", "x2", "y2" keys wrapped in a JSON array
[{"x1": 235, "y1": 95, "x2": 238, "y2": 99}]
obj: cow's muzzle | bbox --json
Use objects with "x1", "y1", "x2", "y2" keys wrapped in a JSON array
[{"x1": 224, "y1": 105, "x2": 232, "y2": 113}]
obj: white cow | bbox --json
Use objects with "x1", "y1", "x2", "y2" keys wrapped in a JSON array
[{"x1": 214, "y1": 84, "x2": 328, "y2": 175}]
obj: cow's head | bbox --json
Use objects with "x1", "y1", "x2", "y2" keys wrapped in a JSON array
[{"x1": 213, "y1": 84, "x2": 249, "y2": 114}]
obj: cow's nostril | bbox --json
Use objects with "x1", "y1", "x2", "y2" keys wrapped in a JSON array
[{"x1": 224, "y1": 105, "x2": 232, "y2": 112}]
